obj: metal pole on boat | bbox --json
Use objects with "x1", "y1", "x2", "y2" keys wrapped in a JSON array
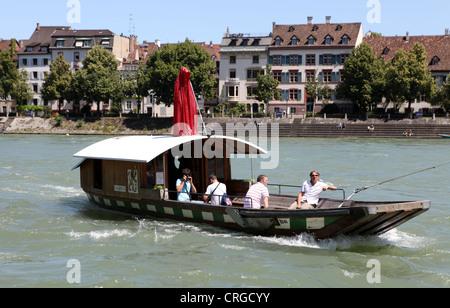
[
  {"x1": 338, "y1": 161, "x2": 450, "y2": 208},
  {"x1": 190, "y1": 82, "x2": 207, "y2": 136}
]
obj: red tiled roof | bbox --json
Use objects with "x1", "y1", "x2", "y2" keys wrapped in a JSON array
[
  {"x1": 271, "y1": 22, "x2": 362, "y2": 49},
  {"x1": 364, "y1": 35, "x2": 450, "y2": 71}
]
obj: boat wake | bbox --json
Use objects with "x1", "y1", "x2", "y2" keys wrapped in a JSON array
[{"x1": 258, "y1": 228, "x2": 432, "y2": 251}]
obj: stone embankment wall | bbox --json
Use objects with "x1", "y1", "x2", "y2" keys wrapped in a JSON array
[{"x1": 2, "y1": 116, "x2": 450, "y2": 138}]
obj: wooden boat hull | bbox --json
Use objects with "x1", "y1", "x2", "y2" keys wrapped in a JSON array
[{"x1": 85, "y1": 192, "x2": 430, "y2": 239}]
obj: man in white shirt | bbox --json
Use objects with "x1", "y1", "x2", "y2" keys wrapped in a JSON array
[
  {"x1": 203, "y1": 174, "x2": 227, "y2": 205},
  {"x1": 290, "y1": 171, "x2": 337, "y2": 210}
]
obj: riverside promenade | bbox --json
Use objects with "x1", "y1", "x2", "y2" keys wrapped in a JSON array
[
  {"x1": 2, "y1": 116, "x2": 450, "y2": 138},
  {"x1": 204, "y1": 117, "x2": 450, "y2": 139}
]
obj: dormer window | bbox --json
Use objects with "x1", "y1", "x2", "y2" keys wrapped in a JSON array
[
  {"x1": 430, "y1": 56, "x2": 440, "y2": 66},
  {"x1": 312, "y1": 25, "x2": 318, "y2": 31},
  {"x1": 382, "y1": 47, "x2": 390, "y2": 55},
  {"x1": 288, "y1": 26, "x2": 295, "y2": 32},
  {"x1": 274, "y1": 37, "x2": 282, "y2": 46},
  {"x1": 290, "y1": 36, "x2": 299, "y2": 46},
  {"x1": 336, "y1": 25, "x2": 343, "y2": 31},
  {"x1": 341, "y1": 35, "x2": 349, "y2": 45},
  {"x1": 324, "y1": 35, "x2": 333, "y2": 45},
  {"x1": 307, "y1": 35, "x2": 316, "y2": 45}
]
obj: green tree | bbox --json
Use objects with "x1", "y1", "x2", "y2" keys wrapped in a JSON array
[
  {"x1": 0, "y1": 49, "x2": 19, "y2": 100},
  {"x1": 41, "y1": 54, "x2": 72, "y2": 114},
  {"x1": 385, "y1": 43, "x2": 437, "y2": 115},
  {"x1": 305, "y1": 72, "x2": 331, "y2": 116},
  {"x1": 11, "y1": 70, "x2": 33, "y2": 115},
  {"x1": 144, "y1": 39, "x2": 216, "y2": 106},
  {"x1": 256, "y1": 64, "x2": 281, "y2": 110},
  {"x1": 79, "y1": 45, "x2": 120, "y2": 115},
  {"x1": 335, "y1": 42, "x2": 386, "y2": 114}
]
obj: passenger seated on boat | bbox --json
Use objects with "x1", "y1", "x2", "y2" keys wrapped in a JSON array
[
  {"x1": 176, "y1": 168, "x2": 197, "y2": 202},
  {"x1": 289, "y1": 171, "x2": 337, "y2": 210},
  {"x1": 244, "y1": 175, "x2": 269, "y2": 209},
  {"x1": 203, "y1": 174, "x2": 227, "y2": 205}
]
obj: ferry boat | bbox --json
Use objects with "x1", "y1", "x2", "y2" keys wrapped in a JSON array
[{"x1": 72, "y1": 68, "x2": 430, "y2": 239}]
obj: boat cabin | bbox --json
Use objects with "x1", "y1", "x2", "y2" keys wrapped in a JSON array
[{"x1": 73, "y1": 135, "x2": 267, "y2": 204}]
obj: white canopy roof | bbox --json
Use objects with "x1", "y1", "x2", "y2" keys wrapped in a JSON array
[{"x1": 72, "y1": 135, "x2": 267, "y2": 169}]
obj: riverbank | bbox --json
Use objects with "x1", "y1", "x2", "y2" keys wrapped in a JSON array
[{"x1": 2, "y1": 116, "x2": 450, "y2": 138}]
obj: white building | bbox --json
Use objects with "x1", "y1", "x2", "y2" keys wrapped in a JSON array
[
  {"x1": 17, "y1": 24, "x2": 71, "y2": 108},
  {"x1": 219, "y1": 29, "x2": 272, "y2": 114}
]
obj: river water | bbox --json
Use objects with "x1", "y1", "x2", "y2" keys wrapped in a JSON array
[{"x1": 0, "y1": 134, "x2": 448, "y2": 288}]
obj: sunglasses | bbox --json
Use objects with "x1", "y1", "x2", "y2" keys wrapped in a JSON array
[{"x1": 310, "y1": 174, "x2": 319, "y2": 177}]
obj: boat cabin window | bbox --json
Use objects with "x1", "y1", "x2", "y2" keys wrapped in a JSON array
[
  {"x1": 208, "y1": 157, "x2": 225, "y2": 181},
  {"x1": 146, "y1": 154, "x2": 164, "y2": 187},
  {"x1": 93, "y1": 159, "x2": 103, "y2": 190}
]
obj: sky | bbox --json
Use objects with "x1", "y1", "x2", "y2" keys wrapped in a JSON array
[{"x1": 0, "y1": 0, "x2": 448, "y2": 44}]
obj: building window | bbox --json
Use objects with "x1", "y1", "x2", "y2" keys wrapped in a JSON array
[
  {"x1": 290, "y1": 36, "x2": 298, "y2": 46},
  {"x1": 22, "y1": 59, "x2": 28, "y2": 66},
  {"x1": 83, "y1": 40, "x2": 91, "y2": 47},
  {"x1": 229, "y1": 70, "x2": 236, "y2": 79},
  {"x1": 102, "y1": 40, "x2": 110, "y2": 47},
  {"x1": 273, "y1": 55, "x2": 281, "y2": 66},
  {"x1": 306, "y1": 54, "x2": 315, "y2": 65},
  {"x1": 325, "y1": 36, "x2": 332, "y2": 45},
  {"x1": 323, "y1": 54, "x2": 332, "y2": 65},
  {"x1": 308, "y1": 36, "x2": 315, "y2": 45},
  {"x1": 274, "y1": 37, "x2": 282, "y2": 46},
  {"x1": 289, "y1": 71, "x2": 298, "y2": 83},
  {"x1": 228, "y1": 86, "x2": 238, "y2": 97},
  {"x1": 289, "y1": 89, "x2": 298, "y2": 101},
  {"x1": 56, "y1": 40, "x2": 65, "y2": 47},
  {"x1": 306, "y1": 70, "x2": 315, "y2": 82},
  {"x1": 323, "y1": 70, "x2": 332, "y2": 82},
  {"x1": 253, "y1": 55, "x2": 259, "y2": 64},
  {"x1": 229, "y1": 56, "x2": 236, "y2": 64},
  {"x1": 340, "y1": 54, "x2": 350, "y2": 64},
  {"x1": 126, "y1": 101, "x2": 132, "y2": 110},
  {"x1": 341, "y1": 35, "x2": 349, "y2": 45},
  {"x1": 247, "y1": 69, "x2": 263, "y2": 81},
  {"x1": 289, "y1": 55, "x2": 298, "y2": 65},
  {"x1": 74, "y1": 52, "x2": 80, "y2": 62},
  {"x1": 43, "y1": 58, "x2": 49, "y2": 65},
  {"x1": 247, "y1": 86, "x2": 258, "y2": 97},
  {"x1": 33, "y1": 72, "x2": 38, "y2": 80},
  {"x1": 273, "y1": 71, "x2": 282, "y2": 82},
  {"x1": 33, "y1": 84, "x2": 38, "y2": 93},
  {"x1": 33, "y1": 58, "x2": 38, "y2": 66}
]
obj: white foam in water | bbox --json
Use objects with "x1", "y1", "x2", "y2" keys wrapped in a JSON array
[
  {"x1": 257, "y1": 228, "x2": 432, "y2": 251},
  {"x1": 68, "y1": 229, "x2": 135, "y2": 240}
]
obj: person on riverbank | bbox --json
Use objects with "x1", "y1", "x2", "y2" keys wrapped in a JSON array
[
  {"x1": 244, "y1": 175, "x2": 269, "y2": 209},
  {"x1": 290, "y1": 171, "x2": 337, "y2": 210},
  {"x1": 176, "y1": 168, "x2": 197, "y2": 201}
]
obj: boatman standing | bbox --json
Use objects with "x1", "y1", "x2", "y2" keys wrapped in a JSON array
[
  {"x1": 290, "y1": 171, "x2": 337, "y2": 210},
  {"x1": 244, "y1": 175, "x2": 269, "y2": 209}
]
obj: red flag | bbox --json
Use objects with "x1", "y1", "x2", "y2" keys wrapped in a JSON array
[{"x1": 173, "y1": 67, "x2": 198, "y2": 136}]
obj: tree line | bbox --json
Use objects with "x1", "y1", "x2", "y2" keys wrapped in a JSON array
[
  {"x1": 0, "y1": 39, "x2": 216, "y2": 116},
  {"x1": 1, "y1": 39, "x2": 449, "y2": 117},
  {"x1": 336, "y1": 42, "x2": 450, "y2": 114}
]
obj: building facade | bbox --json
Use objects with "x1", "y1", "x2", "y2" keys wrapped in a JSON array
[
  {"x1": 269, "y1": 17, "x2": 364, "y2": 116},
  {"x1": 219, "y1": 29, "x2": 272, "y2": 114},
  {"x1": 364, "y1": 30, "x2": 450, "y2": 113}
]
